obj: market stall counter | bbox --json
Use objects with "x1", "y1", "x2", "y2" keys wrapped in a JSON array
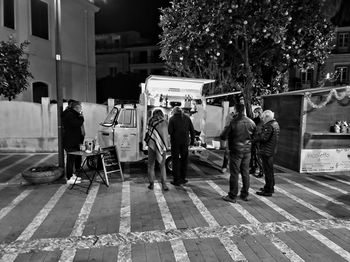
[{"x1": 262, "y1": 85, "x2": 350, "y2": 173}]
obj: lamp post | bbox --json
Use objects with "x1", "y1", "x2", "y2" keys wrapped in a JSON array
[{"x1": 55, "y1": 0, "x2": 64, "y2": 168}]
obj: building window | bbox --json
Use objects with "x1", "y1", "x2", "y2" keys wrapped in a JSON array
[
  {"x1": 109, "y1": 67, "x2": 118, "y2": 77},
  {"x1": 300, "y1": 69, "x2": 313, "y2": 84},
  {"x1": 338, "y1": 33, "x2": 349, "y2": 48},
  {"x1": 3, "y1": 0, "x2": 15, "y2": 29},
  {"x1": 335, "y1": 66, "x2": 349, "y2": 84},
  {"x1": 33, "y1": 82, "x2": 49, "y2": 103},
  {"x1": 31, "y1": 0, "x2": 49, "y2": 40}
]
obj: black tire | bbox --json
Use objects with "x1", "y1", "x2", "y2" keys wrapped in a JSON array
[{"x1": 165, "y1": 156, "x2": 172, "y2": 175}]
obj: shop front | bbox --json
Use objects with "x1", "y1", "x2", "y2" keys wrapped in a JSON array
[{"x1": 263, "y1": 86, "x2": 350, "y2": 173}]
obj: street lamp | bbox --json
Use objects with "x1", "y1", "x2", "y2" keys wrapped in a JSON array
[{"x1": 55, "y1": 0, "x2": 64, "y2": 168}]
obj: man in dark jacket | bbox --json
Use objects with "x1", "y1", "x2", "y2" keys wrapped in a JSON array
[
  {"x1": 220, "y1": 103, "x2": 256, "y2": 202},
  {"x1": 168, "y1": 106, "x2": 195, "y2": 186},
  {"x1": 62, "y1": 100, "x2": 85, "y2": 184},
  {"x1": 255, "y1": 110, "x2": 280, "y2": 197},
  {"x1": 250, "y1": 106, "x2": 264, "y2": 177}
]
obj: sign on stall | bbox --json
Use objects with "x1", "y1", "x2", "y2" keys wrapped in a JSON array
[{"x1": 300, "y1": 148, "x2": 350, "y2": 173}]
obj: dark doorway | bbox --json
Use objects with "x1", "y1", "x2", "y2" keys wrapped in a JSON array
[{"x1": 33, "y1": 82, "x2": 48, "y2": 103}]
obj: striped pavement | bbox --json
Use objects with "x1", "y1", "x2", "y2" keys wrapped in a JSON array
[{"x1": 0, "y1": 152, "x2": 349, "y2": 261}]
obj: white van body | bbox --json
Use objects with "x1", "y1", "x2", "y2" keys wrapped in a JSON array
[{"x1": 97, "y1": 75, "x2": 215, "y2": 163}]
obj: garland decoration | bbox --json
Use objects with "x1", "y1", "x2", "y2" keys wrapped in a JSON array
[{"x1": 305, "y1": 86, "x2": 350, "y2": 109}]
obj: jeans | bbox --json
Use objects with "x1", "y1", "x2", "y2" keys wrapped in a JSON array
[
  {"x1": 65, "y1": 146, "x2": 82, "y2": 180},
  {"x1": 228, "y1": 151, "x2": 251, "y2": 199},
  {"x1": 148, "y1": 148, "x2": 167, "y2": 183},
  {"x1": 171, "y1": 143, "x2": 189, "y2": 182},
  {"x1": 261, "y1": 155, "x2": 275, "y2": 193}
]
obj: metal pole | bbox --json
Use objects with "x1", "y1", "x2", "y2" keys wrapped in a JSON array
[{"x1": 55, "y1": 0, "x2": 64, "y2": 168}]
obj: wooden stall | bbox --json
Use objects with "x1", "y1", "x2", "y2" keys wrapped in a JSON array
[{"x1": 262, "y1": 86, "x2": 350, "y2": 173}]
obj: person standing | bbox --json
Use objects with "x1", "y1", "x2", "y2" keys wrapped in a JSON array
[
  {"x1": 250, "y1": 106, "x2": 264, "y2": 177},
  {"x1": 144, "y1": 109, "x2": 170, "y2": 191},
  {"x1": 221, "y1": 111, "x2": 237, "y2": 173},
  {"x1": 220, "y1": 103, "x2": 256, "y2": 203},
  {"x1": 62, "y1": 100, "x2": 85, "y2": 184},
  {"x1": 168, "y1": 106, "x2": 195, "y2": 186},
  {"x1": 255, "y1": 110, "x2": 280, "y2": 197}
]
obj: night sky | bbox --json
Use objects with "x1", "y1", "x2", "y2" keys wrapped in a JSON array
[{"x1": 95, "y1": 0, "x2": 171, "y2": 43}]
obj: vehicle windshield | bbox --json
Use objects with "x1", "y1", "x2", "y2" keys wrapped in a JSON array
[{"x1": 101, "y1": 107, "x2": 119, "y2": 126}]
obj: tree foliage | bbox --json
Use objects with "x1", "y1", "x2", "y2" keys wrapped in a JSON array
[
  {"x1": 0, "y1": 38, "x2": 33, "y2": 101},
  {"x1": 159, "y1": 0, "x2": 335, "y2": 117}
]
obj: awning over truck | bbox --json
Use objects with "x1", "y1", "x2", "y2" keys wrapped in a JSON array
[{"x1": 144, "y1": 75, "x2": 215, "y2": 100}]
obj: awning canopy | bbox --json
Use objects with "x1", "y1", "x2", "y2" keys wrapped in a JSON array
[{"x1": 143, "y1": 75, "x2": 215, "y2": 100}]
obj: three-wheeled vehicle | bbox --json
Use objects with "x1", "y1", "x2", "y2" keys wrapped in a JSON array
[{"x1": 97, "y1": 75, "x2": 216, "y2": 173}]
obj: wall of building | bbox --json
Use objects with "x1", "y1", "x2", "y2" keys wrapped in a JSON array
[
  {"x1": 0, "y1": 98, "x2": 111, "y2": 152},
  {"x1": 0, "y1": 0, "x2": 99, "y2": 103}
]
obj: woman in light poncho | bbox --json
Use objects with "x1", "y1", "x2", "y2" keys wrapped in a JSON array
[{"x1": 144, "y1": 109, "x2": 170, "y2": 190}]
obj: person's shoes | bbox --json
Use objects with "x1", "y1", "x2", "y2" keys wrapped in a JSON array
[
  {"x1": 256, "y1": 191, "x2": 272, "y2": 197},
  {"x1": 162, "y1": 183, "x2": 169, "y2": 191},
  {"x1": 71, "y1": 174, "x2": 82, "y2": 181},
  {"x1": 259, "y1": 187, "x2": 274, "y2": 193},
  {"x1": 221, "y1": 168, "x2": 228, "y2": 173},
  {"x1": 239, "y1": 195, "x2": 249, "y2": 201},
  {"x1": 222, "y1": 195, "x2": 236, "y2": 203},
  {"x1": 148, "y1": 183, "x2": 154, "y2": 190},
  {"x1": 170, "y1": 181, "x2": 181, "y2": 186},
  {"x1": 67, "y1": 177, "x2": 81, "y2": 185},
  {"x1": 179, "y1": 179, "x2": 188, "y2": 184}
]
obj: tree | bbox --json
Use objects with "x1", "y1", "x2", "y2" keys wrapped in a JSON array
[
  {"x1": 159, "y1": 0, "x2": 335, "y2": 117},
  {"x1": 0, "y1": 38, "x2": 33, "y2": 101}
]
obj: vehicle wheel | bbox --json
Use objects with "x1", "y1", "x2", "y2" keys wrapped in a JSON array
[{"x1": 165, "y1": 156, "x2": 172, "y2": 175}]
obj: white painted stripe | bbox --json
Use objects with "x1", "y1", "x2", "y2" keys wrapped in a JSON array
[
  {"x1": 250, "y1": 177, "x2": 335, "y2": 220},
  {"x1": 170, "y1": 239, "x2": 191, "y2": 262},
  {"x1": 0, "y1": 155, "x2": 12, "y2": 161},
  {"x1": 184, "y1": 183, "x2": 246, "y2": 261},
  {"x1": 183, "y1": 186, "x2": 219, "y2": 227},
  {"x1": 117, "y1": 244, "x2": 132, "y2": 262},
  {"x1": 206, "y1": 180, "x2": 260, "y2": 226},
  {"x1": 323, "y1": 175, "x2": 350, "y2": 187},
  {"x1": 307, "y1": 230, "x2": 350, "y2": 261},
  {"x1": 304, "y1": 176, "x2": 348, "y2": 194},
  {"x1": 58, "y1": 184, "x2": 100, "y2": 262},
  {"x1": 1, "y1": 186, "x2": 66, "y2": 262},
  {"x1": 0, "y1": 154, "x2": 33, "y2": 174},
  {"x1": 206, "y1": 180, "x2": 305, "y2": 262},
  {"x1": 281, "y1": 177, "x2": 349, "y2": 209},
  {"x1": 274, "y1": 185, "x2": 335, "y2": 219},
  {"x1": 154, "y1": 183, "x2": 190, "y2": 262},
  {"x1": 267, "y1": 234, "x2": 305, "y2": 262},
  {"x1": 4, "y1": 154, "x2": 56, "y2": 186},
  {"x1": 154, "y1": 183, "x2": 176, "y2": 230},
  {"x1": 18, "y1": 186, "x2": 67, "y2": 241},
  {"x1": 116, "y1": 181, "x2": 131, "y2": 262},
  {"x1": 119, "y1": 181, "x2": 131, "y2": 233},
  {"x1": 0, "y1": 190, "x2": 33, "y2": 220}
]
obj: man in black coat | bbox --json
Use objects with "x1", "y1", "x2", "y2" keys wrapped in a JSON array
[
  {"x1": 168, "y1": 106, "x2": 195, "y2": 186},
  {"x1": 62, "y1": 100, "x2": 85, "y2": 184},
  {"x1": 255, "y1": 110, "x2": 280, "y2": 197},
  {"x1": 220, "y1": 103, "x2": 256, "y2": 202}
]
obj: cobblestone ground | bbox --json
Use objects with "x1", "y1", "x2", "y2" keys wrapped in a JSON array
[{"x1": 0, "y1": 151, "x2": 349, "y2": 262}]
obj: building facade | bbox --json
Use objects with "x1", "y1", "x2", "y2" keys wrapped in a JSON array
[
  {"x1": 96, "y1": 31, "x2": 165, "y2": 80},
  {"x1": 0, "y1": 0, "x2": 99, "y2": 103}
]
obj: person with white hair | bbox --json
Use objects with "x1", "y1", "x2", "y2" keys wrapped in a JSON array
[{"x1": 255, "y1": 109, "x2": 280, "y2": 197}]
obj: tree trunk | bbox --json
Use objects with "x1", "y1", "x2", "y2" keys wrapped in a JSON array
[{"x1": 243, "y1": 36, "x2": 253, "y2": 119}]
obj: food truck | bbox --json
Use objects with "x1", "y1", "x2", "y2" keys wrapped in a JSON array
[
  {"x1": 97, "y1": 75, "x2": 216, "y2": 172},
  {"x1": 262, "y1": 85, "x2": 350, "y2": 173}
]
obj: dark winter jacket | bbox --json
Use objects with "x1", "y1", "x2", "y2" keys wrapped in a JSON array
[
  {"x1": 256, "y1": 119, "x2": 280, "y2": 157},
  {"x1": 220, "y1": 114, "x2": 256, "y2": 154},
  {"x1": 62, "y1": 108, "x2": 84, "y2": 149},
  {"x1": 168, "y1": 112, "x2": 195, "y2": 146}
]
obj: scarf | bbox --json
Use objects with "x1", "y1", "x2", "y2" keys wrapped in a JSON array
[{"x1": 144, "y1": 115, "x2": 168, "y2": 163}]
